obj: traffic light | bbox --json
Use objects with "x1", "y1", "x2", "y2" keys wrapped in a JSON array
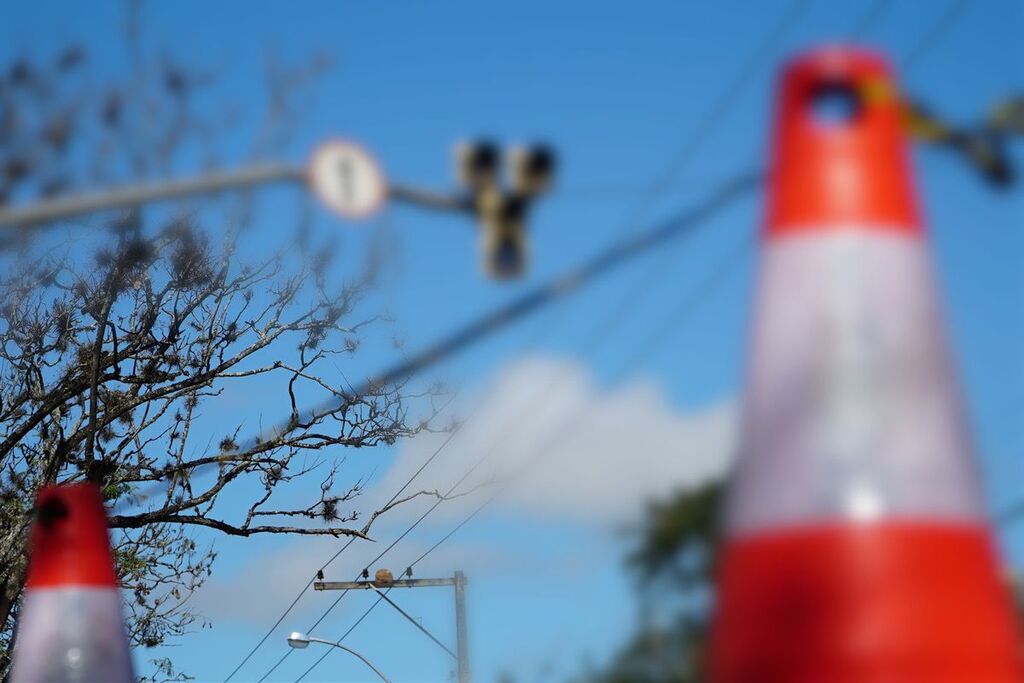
[
  {"x1": 482, "y1": 192, "x2": 528, "y2": 278},
  {"x1": 989, "y1": 95, "x2": 1024, "y2": 136},
  {"x1": 903, "y1": 100, "x2": 953, "y2": 143},
  {"x1": 455, "y1": 140, "x2": 501, "y2": 191},
  {"x1": 454, "y1": 141, "x2": 556, "y2": 279},
  {"x1": 508, "y1": 144, "x2": 556, "y2": 196},
  {"x1": 955, "y1": 127, "x2": 1013, "y2": 187},
  {"x1": 904, "y1": 99, "x2": 1015, "y2": 188}
]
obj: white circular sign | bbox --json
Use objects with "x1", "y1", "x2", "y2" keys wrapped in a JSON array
[{"x1": 308, "y1": 140, "x2": 387, "y2": 220}]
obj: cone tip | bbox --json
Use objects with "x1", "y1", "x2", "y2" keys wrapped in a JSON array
[
  {"x1": 25, "y1": 482, "x2": 119, "y2": 589},
  {"x1": 782, "y1": 44, "x2": 892, "y2": 81},
  {"x1": 766, "y1": 44, "x2": 921, "y2": 237}
]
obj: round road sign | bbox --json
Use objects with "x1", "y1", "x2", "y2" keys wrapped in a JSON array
[{"x1": 308, "y1": 140, "x2": 387, "y2": 220}]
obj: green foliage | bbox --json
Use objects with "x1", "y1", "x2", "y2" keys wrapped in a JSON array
[
  {"x1": 575, "y1": 480, "x2": 725, "y2": 683},
  {"x1": 102, "y1": 481, "x2": 134, "y2": 501},
  {"x1": 583, "y1": 480, "x2": 1024, "y2": 682},
  {"x1": 629, "y1": 481, "x2": 723, "y2": 587}
]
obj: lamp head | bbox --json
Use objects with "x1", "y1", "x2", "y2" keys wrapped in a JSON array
[{"x1": 287, "y1": 631, "x2": 311, "y2": 649}]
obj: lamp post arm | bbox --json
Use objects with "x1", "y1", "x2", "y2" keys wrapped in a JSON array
[{"x1": 306, "y1": 637, "x2": 392, "y2": 683}]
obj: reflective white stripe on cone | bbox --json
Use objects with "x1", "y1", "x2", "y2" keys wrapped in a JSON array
[
  {"x1": 709, "y1": 46, "x2": 1023, "y2": 682},
  {"x1": 11, "y1": 483, "x2": 134, "y2": 683}
]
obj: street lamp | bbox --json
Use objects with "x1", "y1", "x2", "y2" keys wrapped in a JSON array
[{"x1": 286, "y1": 631, "x2": 391, "y2": 683}]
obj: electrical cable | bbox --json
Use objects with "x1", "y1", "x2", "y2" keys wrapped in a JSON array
[
  {"x1": 902, "y1": 0, "x2": 969, "y2": 73},
  {"x1": 252, "y1": 171, "x2": 761, "y2": 682},
  {"x1": 295, "y1": 222, "x2": 754, "y2": 683},
  {"x1": 240, "y1": 0, "x2": 810, "y2": 676},
  {"x1": 291, "y1": 2, "x2": 981, "y2": 678}
]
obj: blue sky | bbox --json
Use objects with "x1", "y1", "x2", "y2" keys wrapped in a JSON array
[{"x1": 4, "y1": 1, "x2": 1023, "y2": 681}]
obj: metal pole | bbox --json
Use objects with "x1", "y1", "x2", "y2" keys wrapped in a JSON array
[
  {"x1": 306, "y1": 637, "x2": 391, "y2": 683},
  {"x1": 366, "y1": 584, "x2": 458, "y2": 660},
  {"x1": 389, "y1": 184, "x2": 468, "y2": 211},
  {"x1": 454, "y1": 570, "x2": 469, "y2": 683},
  {"x1": 0, "y1": 163, "x2": 468, "y2": 229},
  {"x1": 0, "y1": 163, "x2": 305, "y2": 228},
  {"x1": 311, "y1": 573, "x2": 470, "y2": 680}
]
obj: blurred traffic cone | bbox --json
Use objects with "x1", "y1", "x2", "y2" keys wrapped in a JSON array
[
  {"x1": 11, "y1": 483, "x2": 133, "y2": 682},
  {"x1": 710, "y1": 47, "x2": 1023, "y2": 682}
]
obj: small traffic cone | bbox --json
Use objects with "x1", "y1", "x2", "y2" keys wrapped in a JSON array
[
  {"x1": 709, "y1": 47, "x2": 1023, "y2": 682},
  {"x1": 11, "y1": 482, "x2": 134, "y2": 683}
]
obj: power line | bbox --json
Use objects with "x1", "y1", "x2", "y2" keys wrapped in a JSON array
[
  {"x1": 292, "y1": 2, "x2": 980, "y2": 678},
  {"x1": 292, "y1": 589, "x2": 388, "y2": 683},
  {"x1": 848, "y1": 0, "x2": 892, "y2": 41},
  {"x1": 221, "y1": 170, "x2": 759, "y2": 681},
  {"x1": 390, "y1": 0, "x2": 977, "y2": 658},
  {"x1": 997, "y1": 502, "x2": 1024, "y2": 529},
  {"x1": 550, "y1": 176, "x2": 751, "y2": 199},
  {"x1": 437, "y1": 242, "x2": 749, "y2": 548},
  {"x1": 239, "y1": 1, "x2": 810, "y2": 676},
  {"x1": 365, "y1": 585, "x2": 457, "y2": 660},
  {"x1": 220, "y1": 536, "x2": 357, "y2": 681},
  {"x1": 295, "y1": 219, "x2": 753, "y2": 683},
  {"x1": 249, "y1": 171, "x2": 761, "y2": 683},
  {"x1": 222, "y1": 414, "x2": 463, "y2": 680},
  {"x1": 409, "y1": 238, "x2": 752, "y2": 572},
  {"x1": 611, "y1": 0, "x2": 808, "y2": 230},
  {"x1": 902, "y1": 0, "x2": 968, "y2": 73}
]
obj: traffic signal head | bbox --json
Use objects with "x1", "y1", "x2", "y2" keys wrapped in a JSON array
[
  {"x1": 990, "y1": 96, "x2": 1024, "y2": 135},
  {"x1": 453, "y1": 140, "x2": 556, "y2": 279},
  {"x1": 480, "y1": 193, "x2": 528, "y2": 279},
  {"x1": 455, "y1": 139, "x2": 501, "y2": 191},
  {"x1": 959, "y1": 128, "x2": 1014, "y2": 188},
  {"x1": 508, "y1": 144, "x2": 556, "y2": 196}
]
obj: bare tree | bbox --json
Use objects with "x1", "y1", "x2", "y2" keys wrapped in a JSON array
[{"x1": 0, "y1": 21, "x2": 439, "y2": 680}]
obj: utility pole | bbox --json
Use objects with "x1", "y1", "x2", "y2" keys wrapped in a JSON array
[
  {"x1": 314, "y1": 571, "x2": 470, "y2": 682},
  {"x1": 454, "y1": 570, "x2": 469, "y2": 683}
]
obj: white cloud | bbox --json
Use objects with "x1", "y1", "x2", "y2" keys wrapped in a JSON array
[
  {"x1": 198, "y1": 356, "x2": 737, "y2": 623},
  {"x1": 370, "y1": 355, "x2": 737, "y2": 528}
]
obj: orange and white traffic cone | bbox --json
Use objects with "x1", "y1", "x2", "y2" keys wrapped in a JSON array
[
  {"x1": 710, "y1": 47, "x2": 1023, "y2": 682},
  {"x1": 11, "y1": 482, "x2": 134, "y2": 683}
]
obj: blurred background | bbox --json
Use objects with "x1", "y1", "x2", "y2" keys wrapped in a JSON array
[{"x1": 0, "y1": 1, "x2": 1021, "y2": 682}]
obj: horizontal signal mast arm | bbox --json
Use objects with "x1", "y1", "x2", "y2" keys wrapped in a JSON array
[{"x1": 0, "y1": 163, "x2": 467, "y2": 229}]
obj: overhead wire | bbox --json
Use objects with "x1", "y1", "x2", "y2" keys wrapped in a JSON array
[
  {"x1": 251, "y1": 0, "x2": 954, "y2": 679},
  {"x1": 365, "y1": 4, "x2": 980, "y2": 673},
  {"x1": 223, "y1": 169, "x2": 759, "y2": 680},
  {"x1": 293, "y1": 207, "x2": 756, "y2": 683},
  {"x1": 848, "y1": 0, "x2": 893, "y2": 41},
  {"x1": 255, "y1": 171, "x2": 761, "y2": 682},
  {"x1": 294, "y1": 0, "x2": 1002, "y2": 679},
  {"x1": 229, "y1": 0, "x2": 810, "y2": 674},
  {"x1": 403, "y1": 232, "x2": 755, "y2": 573},
  {"x1": 245, "y1": 0, "x2": 817, "y2": 678},
  {"x1": 901, "y1": 0, "x2": 968, "y2": 73}
]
